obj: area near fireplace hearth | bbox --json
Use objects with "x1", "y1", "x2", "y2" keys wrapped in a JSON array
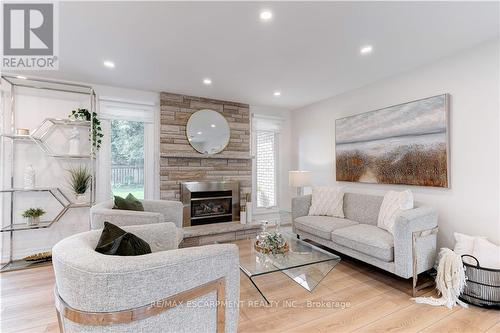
[{"x1": 159, "y1": 92, "x2": 252, "y2": 226}]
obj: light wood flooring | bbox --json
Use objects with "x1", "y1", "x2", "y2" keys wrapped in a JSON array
[{"x1": 1, "y1": 259, "x2": 499, "y2": 333}]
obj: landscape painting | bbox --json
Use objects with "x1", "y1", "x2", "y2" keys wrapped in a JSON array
[{"x1": 335, "y1": 94, "x2": 449, "y2": 187}]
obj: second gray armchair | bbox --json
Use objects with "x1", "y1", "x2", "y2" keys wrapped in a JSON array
[{"x1": 90, "y1": 199, "x2": 183, "y2": 229}]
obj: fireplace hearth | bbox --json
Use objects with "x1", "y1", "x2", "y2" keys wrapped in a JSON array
[{"x1": 181, "y1": 181, "x2": 240, "y2": 227}]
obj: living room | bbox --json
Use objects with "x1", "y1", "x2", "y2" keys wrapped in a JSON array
[{"x1": 1, "y1": 1, "x2": 499, "y2": 333}]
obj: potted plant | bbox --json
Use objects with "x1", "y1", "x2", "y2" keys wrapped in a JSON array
[
  {"x1": 22, "y1": 208, "x2": 46, "y2": 226},
  {"x1": 68, "y1": 108, "x2": 103, "y2": 153},
  {"x1": 68, "y1": 166, "x2": 91, "y2": 203}
]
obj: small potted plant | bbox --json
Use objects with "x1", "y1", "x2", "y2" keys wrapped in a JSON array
[
  {"x1": 68, "y1": 166, "x2": 91, "y2": 203},
  {"x1": 22, "y1": 208, "x2": 46, "y2": 226}
]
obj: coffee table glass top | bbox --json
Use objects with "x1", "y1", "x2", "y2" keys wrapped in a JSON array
[{"x1": 223, "y1": 232, "x2": 341, "y2": 293}]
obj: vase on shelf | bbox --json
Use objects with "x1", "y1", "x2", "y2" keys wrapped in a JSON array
[
  {"x1": 68, "y1": 126, "x2": 80, "y2": 156},
  {"x1": 240, "y1": 205, "x2": 247, "y2": 224},
  {"x1": 26, "y1": 216, "x2": 40, "y2": 226},
  {"x1": 23, "y1": 165, "x2": 35, "y2": 189}
]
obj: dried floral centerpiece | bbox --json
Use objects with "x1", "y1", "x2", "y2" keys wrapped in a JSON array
[{"x1": 255, "y1": 222, "x2": 289, "y2": 254}]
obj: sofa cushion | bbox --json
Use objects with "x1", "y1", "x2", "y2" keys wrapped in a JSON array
[
  {"x1": 343, "y1": 193, "x2": 383, "y2": 225},
  {"x1": 295, "y1": 216, "x2": 358, "y2": 240},
  {"x1": 332, "y1": 224, "x2": 394, "y2": 262}
]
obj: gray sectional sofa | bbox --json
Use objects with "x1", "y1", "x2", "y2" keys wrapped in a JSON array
[{"x1": 292, "y1": 192, "x2": 439, "y2": 295}]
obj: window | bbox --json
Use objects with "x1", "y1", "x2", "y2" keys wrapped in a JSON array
[
  {"x1": 97, "y1": 100, "x2": 158, "y2": 201},
  {"x1": 255, "y1": 130, "x2": 277, "y2": 208},
  {"x1": 111, "y1": 120, "x2": 145, "y2": 199}
]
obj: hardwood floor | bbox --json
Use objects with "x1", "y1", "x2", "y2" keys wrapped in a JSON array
[{"x1": 1, "y1": 260, "x2": 498, "y2": 333}]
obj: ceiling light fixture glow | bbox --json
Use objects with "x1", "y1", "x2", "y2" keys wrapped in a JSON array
[
  {"x1": 103, "y1": 60, "x2": 115, "y2": 68},
  {"x1": 211, "y1": 124, "x2": 216, "y2": 128},
  {"x1": 203, "y1": 78, "x2": 212, "y2": 85},
  {"x1": 16, "y1": 75, "x2": 27, "y2": 79},
  {"x1": 197, "y1": 131, "x2": 203, "y2": 135},
  {"x1": 260, "y1": 10, "x2": 273, "y2": 21},
  {"x1": 273, "y1": 91, "x2": 281, "y2": 97},
  {"x1": 360, "y1": 45, "x2": 373, "y2": 54}
]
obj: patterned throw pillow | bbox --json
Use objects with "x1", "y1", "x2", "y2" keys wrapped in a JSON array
[
  {"x1": 308, "y1": 187, "x2": 345, "y2": 218},
  {"x1": 377, "y1": 190, "x2": 414, "y2": 235}
]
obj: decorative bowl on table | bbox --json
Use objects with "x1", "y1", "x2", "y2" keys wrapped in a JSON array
[{"x1": 254, "y1": 232, "x2": 289, "y2": 254}]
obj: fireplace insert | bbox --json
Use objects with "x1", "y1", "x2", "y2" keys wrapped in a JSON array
[{"x1": 181, "y1": 182, "x2": 240, "y2": 227}]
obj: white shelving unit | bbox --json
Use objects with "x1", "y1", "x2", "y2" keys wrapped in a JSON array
[{"x1": 0, "y1": 75, "x2": 97, "y2": 272}]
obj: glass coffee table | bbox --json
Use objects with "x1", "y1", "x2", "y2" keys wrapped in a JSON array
[{"x1": 222, "y1": 232, "x2": 341, "y2": 304}]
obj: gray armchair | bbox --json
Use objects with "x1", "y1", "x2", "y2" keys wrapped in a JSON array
[
  {"x1": 52, "y1": 223, "x2": 240, "y2": 333},
  {"x1": 90, "y1": 199, "x2": 183, "y2": 229}
]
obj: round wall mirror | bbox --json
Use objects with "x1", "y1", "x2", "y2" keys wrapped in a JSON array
[{"x1": 186, "y1": 109, "x2": 230, "y2": 155}]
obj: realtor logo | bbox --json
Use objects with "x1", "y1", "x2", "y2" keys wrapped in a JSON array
[{"x1": 2, "y1": 2, "x2": 58, "y2": 70}]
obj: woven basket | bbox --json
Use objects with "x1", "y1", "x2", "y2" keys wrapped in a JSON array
[{"x1": 460, "y1": 255, "x2": 500, "y2": 308}]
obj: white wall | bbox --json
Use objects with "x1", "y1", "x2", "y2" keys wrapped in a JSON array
[
  {"x1": 291, "y1": 40, "x2": 500, "y2": 248},
  {"x1": 251, "y1": 105, "x2": 293, "y2": 212}
]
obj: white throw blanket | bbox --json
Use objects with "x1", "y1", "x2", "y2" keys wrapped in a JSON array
[{"x1": 412, "y1": 248, "x2": 468, "y2": 309}]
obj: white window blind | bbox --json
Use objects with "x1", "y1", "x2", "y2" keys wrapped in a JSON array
[{"x1": 256, "y1": 131, "x2": 277, "y2": 208}]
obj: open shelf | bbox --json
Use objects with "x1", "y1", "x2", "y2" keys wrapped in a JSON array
[
  {"x1": 0, "y1": 187, "x2": 58, "y2": 193},
  {"x1": 0, "y1": 259, "x2": 52, "y2": 272},
  {"x1": 1, "y1": 220, "x2": 56, "y2": 232},
  {"x1": 0, "y1": 134, "x2": 34, "y2": 141}
]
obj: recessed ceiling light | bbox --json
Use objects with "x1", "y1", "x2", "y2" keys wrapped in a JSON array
[
  {"x1": 360, "y1": 45, "x2": 373, "y2": 54},
  {"x1": 211, "y1": 124, "x2": 216, "y2": 128},
  {"x1": 260, "y1": 10, "x2": 273, "y2": 21},
  {"x1": 203, "y1": 78, "x2": 212, "y2": 85},
  {"x1": 16, "y1": 75, "x2": 27, "y2": 79},
  {"x1": 197, "y1": 131, "x2": 203, "y2": 135},
  {"x1": 273, "y1": 91, "x2": 281, "y2": 97},
  {"x1": 103, "y1": 60, "x2": 115, "y2": 68}
]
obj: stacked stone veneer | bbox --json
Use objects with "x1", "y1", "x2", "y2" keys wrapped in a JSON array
[{"x1": 160, "y1": 92, "x2": 251, "y2": 201}]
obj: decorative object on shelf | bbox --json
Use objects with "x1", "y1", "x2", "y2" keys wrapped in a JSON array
[
  {"x1": 68, "y1": 166, "x2": 91, "y2": 203},
  {"x1": 289, "y1": 170, "x2": 312, "y2": 196},
  {"x1": 22, "y1": 208, "x2": 46, "y2": 226},
  {"x1": 69, "y1": 108, "x2": 103, "y2": 152},
  {"x1": 186, "y1": 109, "x2": 230, "y2": 155},
  {"x1": 245, "y1": 192, "x2": 252, "y2": 223},
  {"x1": 16, "y1": 128, "x2": 30, "y2": 135},
  {"x1": 23, "y1": 165, "x2": 35, "y2": 189},
  {"x1": 335, "y1": 94, "x2": 449, "y2": 188},
  {"x1": 240, "y1": 205, "x2": 247, "y2": 224},
  {"x1": 68, "y1": 126, "x2": 81, "y2": 156},
  {"x1": 23, "y1": 251, "x2": 52, "y2": 263},
  {"x1": 255, "y1": 230, "x2": 289, "y2": 254}
]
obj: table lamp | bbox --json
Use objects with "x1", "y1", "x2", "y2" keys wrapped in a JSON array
[{"x1": 289, "y1": 171, "x2": 312, "y2": 196}]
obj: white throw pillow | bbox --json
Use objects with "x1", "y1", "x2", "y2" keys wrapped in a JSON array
[
  {"x1": 472, "y1": 238, "x2": 500, "y2": 269},
  {"x1": 377, "y1": 190, "x2": 414, "y2": 235},
  {"x1": 454, "y1": 232, "x2": 486, "y2": 265},
  {"x1": 308, "y1": 187, "x2": 344, "y2": 218},
  {"x1": 453, "y1": 232, "x2": 476, "y2": 257}
]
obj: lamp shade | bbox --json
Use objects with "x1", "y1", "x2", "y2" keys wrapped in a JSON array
[{"x1": 289, "y1": 171, "x2": 312, "y2": 187}]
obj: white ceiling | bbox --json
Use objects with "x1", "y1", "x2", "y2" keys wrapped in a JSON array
[{"x1": 14, "y1": 1, "x2": 500, "y2": 109}]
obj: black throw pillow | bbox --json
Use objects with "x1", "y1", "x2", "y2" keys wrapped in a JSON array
[
  {"x1": 95, "y1": 222, "x2": 152, "y2": 256},
  {"x1": 113, "y1": 193, "x2": 144, "y2": 211}
]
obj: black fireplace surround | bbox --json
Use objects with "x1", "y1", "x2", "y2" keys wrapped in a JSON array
[{"x1": 180, "y1": 181, "x2": 240, "y2": 227}]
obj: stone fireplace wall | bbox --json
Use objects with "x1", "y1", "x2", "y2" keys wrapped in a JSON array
[{"x1": 160, "y1": 92, "x2": 252, "y2": 202}]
